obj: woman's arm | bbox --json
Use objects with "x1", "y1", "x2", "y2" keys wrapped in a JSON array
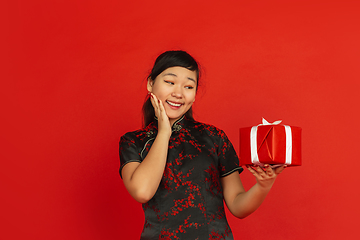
[
  {"x1": 121, "y1": 132, "x2": 169, "y2": 203},
  {"x1": 221, "y1": 164, "x2": 286, "y2": 218},
  {"x1": 122, "y1": 94, "x2": 172, "y2": 203}
]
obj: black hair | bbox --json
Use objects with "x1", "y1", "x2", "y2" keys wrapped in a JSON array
[{"x1": 142, "y1": 50, "x2": 201, "y2": 127}]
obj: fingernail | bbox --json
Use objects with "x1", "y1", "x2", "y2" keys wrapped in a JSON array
[{"x1": 284, "y1": 165, "x2": 287, "y2": 168}]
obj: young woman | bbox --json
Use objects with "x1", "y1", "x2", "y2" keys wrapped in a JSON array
[{"x1": 119, "y1": 50, "x2": 286, "y2": 239}]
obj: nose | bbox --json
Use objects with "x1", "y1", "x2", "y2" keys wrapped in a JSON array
[{"x1": 171, "y1": 86, "x2": 183, "y2": 98}]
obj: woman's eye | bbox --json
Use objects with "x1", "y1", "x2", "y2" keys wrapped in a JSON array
[
  {"x1": 185, "y1": 86, "x2": 194, "y2": 89},
  {"x1": 164, "y1": 80, "x2": 174, "y2": 85}
]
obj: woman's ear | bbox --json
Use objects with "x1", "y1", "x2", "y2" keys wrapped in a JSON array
[{"x1": 147, "y1": 78, "x2": 153, "y2": 92}]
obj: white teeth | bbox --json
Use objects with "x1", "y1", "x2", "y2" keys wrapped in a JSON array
[{"x1": 167, "y1": 101, "x2": 182, "y2": 107}]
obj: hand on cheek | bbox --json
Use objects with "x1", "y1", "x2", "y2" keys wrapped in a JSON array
[{"x1": 150, "y1": 93, "x2": 171, "y2": 137}]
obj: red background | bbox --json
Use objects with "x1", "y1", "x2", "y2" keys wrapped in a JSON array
[{"x1": 2, "y1": 0, "x2": 360, "y2": 239}]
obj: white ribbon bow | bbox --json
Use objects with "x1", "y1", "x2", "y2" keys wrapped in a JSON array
[
  {"x1": 259, "y1": 118, "x2": 282, "y2": 126},
  {"x1": 250, "y1": 118, "x2": 292, "y2": 166}
]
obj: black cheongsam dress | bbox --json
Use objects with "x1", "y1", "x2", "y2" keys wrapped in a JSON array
[{"x1": 119, "y1": 115, "x2": 243, "y2": 240}]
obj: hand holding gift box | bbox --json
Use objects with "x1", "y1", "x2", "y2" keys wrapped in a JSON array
[{"x1": 240, "y1": 118, "x2": 301, "y2": 167}]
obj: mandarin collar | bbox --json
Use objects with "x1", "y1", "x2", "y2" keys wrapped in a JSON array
[
  {"x1": 152, "y1": 115, "x2": 186, "y2": 132},
  {"x1": 171, "y1": 115, "x2": 185, "y2": 132}
]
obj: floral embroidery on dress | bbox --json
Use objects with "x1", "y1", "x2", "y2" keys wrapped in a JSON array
[{"x1": 119, "y1": 116, "x2": 243, "y2": 239}]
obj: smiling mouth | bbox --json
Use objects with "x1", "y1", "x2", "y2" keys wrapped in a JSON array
[{"x1": 166, "y1": 100, "x2": 183, "y2": 107}]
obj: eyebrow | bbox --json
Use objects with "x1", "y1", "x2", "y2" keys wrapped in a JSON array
[{"x1": 163, "y1": 73, "x2": 196, "y2": 83}]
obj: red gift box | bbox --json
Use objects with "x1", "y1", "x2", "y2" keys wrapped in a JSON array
[{"x1": 239, "y1": 119, "x2": 301, "y2": 166}]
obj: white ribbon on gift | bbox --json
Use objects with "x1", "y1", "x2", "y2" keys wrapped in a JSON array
[{"x1": 250, "y1": 118, "x2": 292, "y2": 166}]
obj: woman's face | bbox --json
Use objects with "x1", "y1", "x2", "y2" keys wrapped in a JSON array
[{"x1": 147, "y1": 66, "x2": 197, "y2": 125}]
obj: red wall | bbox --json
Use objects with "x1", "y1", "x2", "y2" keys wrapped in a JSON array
[{"x1": 2, "y1": 0, "x2": 360, "y2": 239}]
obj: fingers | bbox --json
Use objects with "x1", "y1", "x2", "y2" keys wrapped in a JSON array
[
  {"x1": 265, "y1": 165, "x2": 275, "y2": 177},
  {"x1": 246, "y1": 165, "x2": 259, "y2": 177},
  {"x1": 150, "y1": 93, "x2": 163, "y2": 117},
  {"x1": 158, "y1": 96, "x2": 166, "y2": 113},
  {"x1": 274, "y1": 165, "x2": 287, "y2": 174},
  {"x1": 246, "y1": 164, "x2": 287, "y2": 178},
  {"x1": 149, "y1": 93, "x2": 158, "y2": 111},
  {"x1": 247, "y1": 165, "x2": 266, "y2": 179},
  {"x1": 150, "y1": 93, "x2": 169, "y2": 123}
]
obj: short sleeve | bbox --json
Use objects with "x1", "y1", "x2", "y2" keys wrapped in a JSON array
[
  {"x1": 217, "y1": 130, "x2": 243, "y2": 177},
  {"x1": 119, "y1": 133, "x2": 142, "y2": 178}
]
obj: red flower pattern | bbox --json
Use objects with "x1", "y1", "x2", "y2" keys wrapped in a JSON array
[{"x1": 119, "y1": 116, "x2": 242, "y2": 239}]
